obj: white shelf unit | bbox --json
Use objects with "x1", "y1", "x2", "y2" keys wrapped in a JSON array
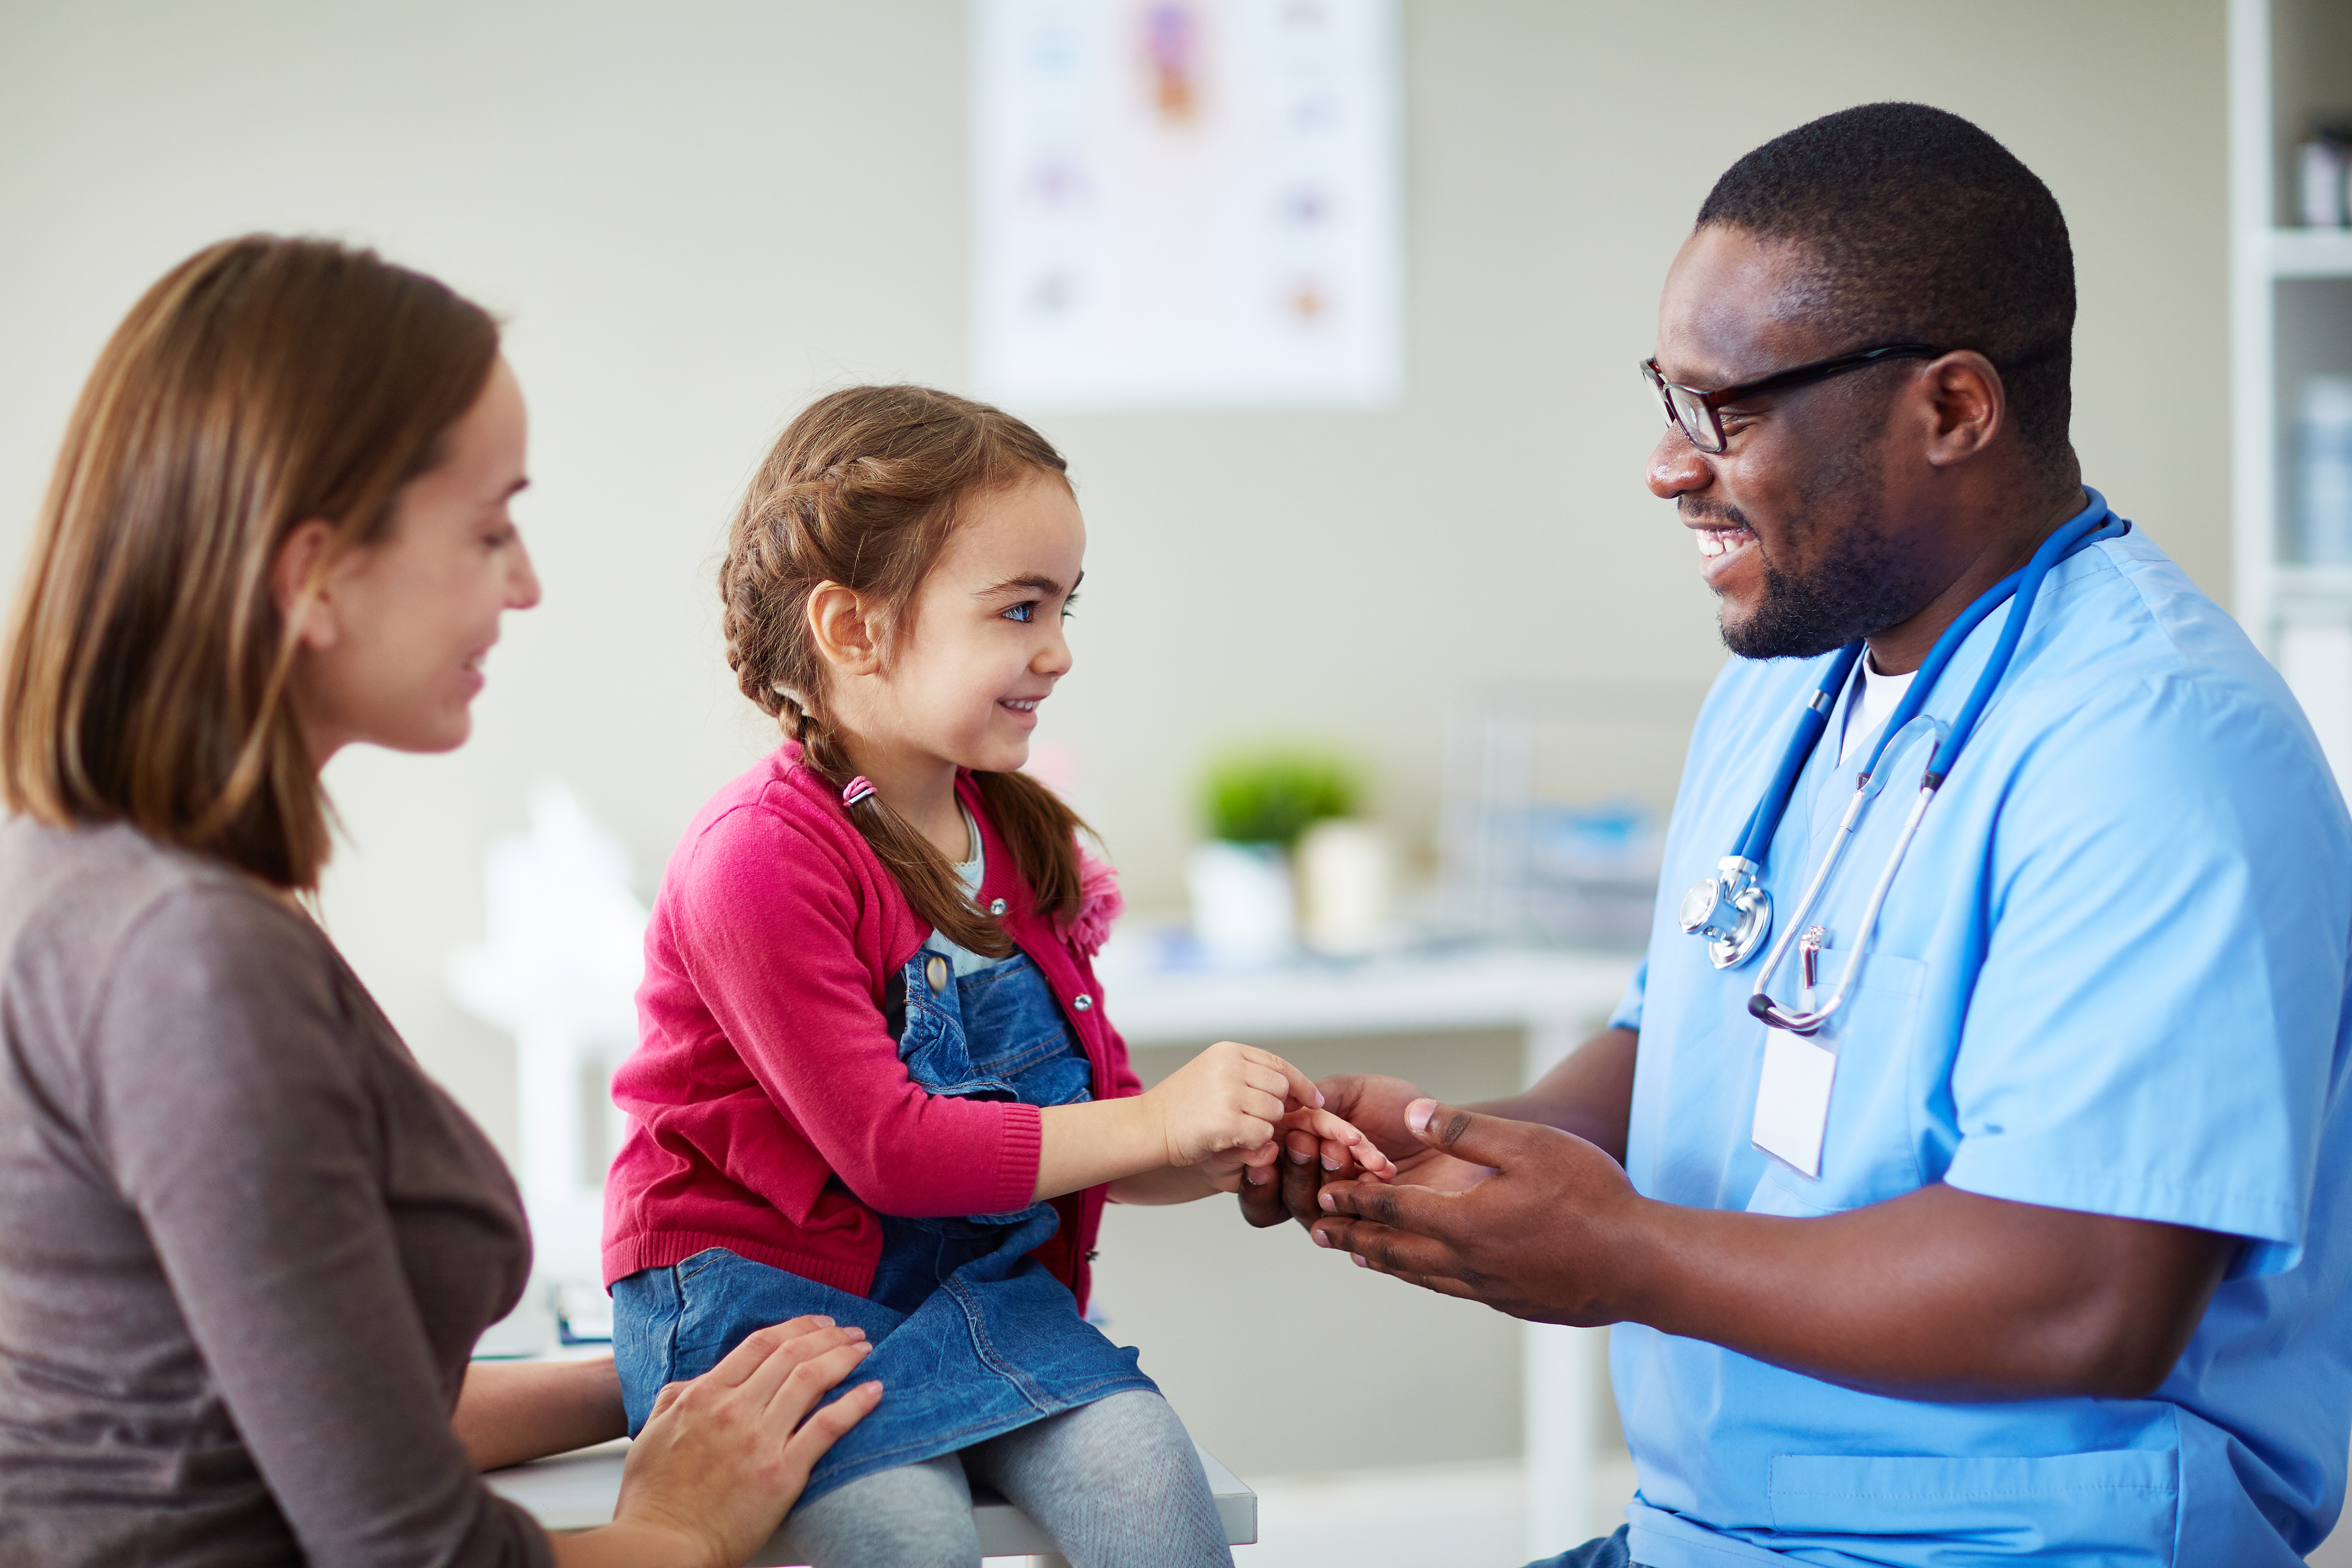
[{"x1": 2231, "y1": 0, "x2": 2352, "y2": 781}]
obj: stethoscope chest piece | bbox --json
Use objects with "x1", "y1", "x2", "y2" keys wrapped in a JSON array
[{"x1": 1678, "y1": 855, "x2": 1771, "y2": 969}]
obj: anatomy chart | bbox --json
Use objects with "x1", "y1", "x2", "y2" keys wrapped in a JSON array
[{"x1": 970, "y1": 0, "x2": 1403, "y2": 412}]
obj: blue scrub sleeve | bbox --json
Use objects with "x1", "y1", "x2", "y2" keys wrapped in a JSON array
[
  {"x1": 1940, "y1": 677, "x2": 2350, "y2": 1279},
  {"x1": 1608, "y1": 956, "x2": 1647, "y2": 1034}
]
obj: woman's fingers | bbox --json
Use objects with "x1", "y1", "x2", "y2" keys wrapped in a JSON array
[
  {"x1": 700, "y1": 1314, "x2": 841, "y2": 1388},
  {"x1": 782, "y1": 1378, "x2": 884, "y2": 1473},
  {"x1": 609, "y1": 1329, "x2": 884, "y2": 1566},
  {"x1": 735, "y1": 1326, "x2": 869, "y2": 1415},
  {"x1": 757, "y1": 1337, "x2": 876, "y2": 1426}
]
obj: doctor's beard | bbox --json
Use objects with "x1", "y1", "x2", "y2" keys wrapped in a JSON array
[{"x1": 1704, "y1": 459, "x2": 1922, "y2": 662}]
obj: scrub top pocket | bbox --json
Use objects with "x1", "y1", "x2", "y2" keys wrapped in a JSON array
[{"x1": 1748, "y1": 951, "x2": 1929, "y2": 1215}]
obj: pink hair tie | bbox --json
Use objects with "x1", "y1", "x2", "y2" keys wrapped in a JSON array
[{"x1": 841, "y1": 776, "x2": 878, "y2": 809}]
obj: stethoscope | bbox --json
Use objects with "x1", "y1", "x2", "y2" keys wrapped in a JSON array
[{"x1": 1676, "y1": 492, "x2": 2124, "y2": 1036}]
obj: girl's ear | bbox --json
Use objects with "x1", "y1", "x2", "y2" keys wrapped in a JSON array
[
  {"x1": 807, "y1": 580, "x2": 883, "y2": 676},
  {"x1": 271, "y1": 519, "x2": 343, "y2": 651}
]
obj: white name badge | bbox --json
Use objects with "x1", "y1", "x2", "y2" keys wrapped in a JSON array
[{"x1": 1752, "y1": 1026, "x2": 1836, "y2": 1178}]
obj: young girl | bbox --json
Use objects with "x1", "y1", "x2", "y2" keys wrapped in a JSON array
[{"x1": 602, "y1": 385, "x2": 1391, "y2": 1568}]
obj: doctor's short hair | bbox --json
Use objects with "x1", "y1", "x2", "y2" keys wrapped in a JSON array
[{"x1": 1697, "y1": 102, "x2": 2075, "y2": 475}]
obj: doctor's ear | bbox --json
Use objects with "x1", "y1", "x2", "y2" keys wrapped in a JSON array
[
  {"x1": 270, "y1": 519, "x2": 346, "y2": 650},
  {"x1": 807, "y1": 581, "x2": 885, "y2": 676},
  {"x1": 1917, "y1": 351, "x2": 2005, "y2": 470}
]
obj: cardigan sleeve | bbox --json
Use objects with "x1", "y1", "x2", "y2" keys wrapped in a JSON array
[{"x1": 670, "y1": 802, "x2": 1042, "y2": 1219}]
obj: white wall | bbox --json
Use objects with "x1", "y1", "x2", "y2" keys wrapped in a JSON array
[{"x1": 0, "y1": 2, "x2": 2227, "y2": 1155}]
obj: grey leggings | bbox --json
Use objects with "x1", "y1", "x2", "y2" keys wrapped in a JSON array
[{"x1": 773, "y1": 1390, "x2": 1232, "y2": 1568}]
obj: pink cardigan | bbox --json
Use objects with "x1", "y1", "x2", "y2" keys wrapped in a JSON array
[{"x1": 602, "y1": 745, "x2": 1142, "y2": 1312}]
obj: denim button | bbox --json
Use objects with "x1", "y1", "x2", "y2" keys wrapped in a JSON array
[
  {"x1": 1073, "y1": 993, "x2": 1092, "y2": 1011},
  {"x1": 989, "y1": 898, "x2": 1007, "y2": 915},
  {"x1": 925, "y1": 955, "x2": 949, "y2": 993}
]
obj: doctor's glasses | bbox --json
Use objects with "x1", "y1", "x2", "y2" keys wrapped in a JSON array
[{"x1": 1641, "y1": 342, "x2": 1949, "y2": 454}]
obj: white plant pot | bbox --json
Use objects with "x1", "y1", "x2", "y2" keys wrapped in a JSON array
[
  {"x1": 1297, "y1": 817, "x2": 1393, "y2": 957},
  {"x1": 1188, "y1": 840, "x2": 1296, "y2": 969}
]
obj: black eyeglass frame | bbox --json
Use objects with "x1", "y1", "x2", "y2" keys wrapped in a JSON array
[{"x1": 1641, "y1": 343, "x2": 1950, "y2": 455}]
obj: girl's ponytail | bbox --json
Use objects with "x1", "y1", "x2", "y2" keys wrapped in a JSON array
[{"x1": 721, "y1": 386, "x2": 1087, "y2": 953}]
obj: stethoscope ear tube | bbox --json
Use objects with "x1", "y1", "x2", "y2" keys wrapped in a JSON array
[
  {"x1": 1679, "y1": 644, "x2": 1865, "y2": 969},
  {"x1": 1736, "y1": 644, "x2": 1864, "y2": 866}
]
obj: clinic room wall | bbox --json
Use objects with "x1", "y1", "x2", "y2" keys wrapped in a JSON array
[{"x1": 0, "y1": 3, "x2": 2226, "y2": 1159}]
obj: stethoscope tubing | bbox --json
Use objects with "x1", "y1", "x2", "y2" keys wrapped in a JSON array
[
  {"x1": 1736, "y1": 644, "x2": 1863, "y2": 865},
  {"x1": 1744, "y1": 496, "x2": 2122, "y2": 1034}
]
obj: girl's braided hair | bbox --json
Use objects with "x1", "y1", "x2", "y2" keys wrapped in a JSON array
[{"x1": 721, "y1": 384, "x2": 1086, "y2": 955}]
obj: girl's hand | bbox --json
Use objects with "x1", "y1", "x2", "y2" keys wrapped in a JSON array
[
  {"x1": 1143, "y1": 1040, "x2": 1322, "y2": 1169},
  {"x1": 1214, "y1": 1105, "x2": 1400, "y2": 1188},
  {"x1": 588, "y1": 1316, "x2": 881, "y2": 1568}
]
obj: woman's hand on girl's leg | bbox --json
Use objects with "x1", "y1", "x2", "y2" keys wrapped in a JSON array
[{"x1": 552, "y1": 1314, "x2": 881, "y2": 1568}]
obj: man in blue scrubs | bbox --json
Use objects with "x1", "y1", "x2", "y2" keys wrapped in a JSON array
[{"x1": 1249, "y1": 103, "x2": 2352, "y2": 1565}]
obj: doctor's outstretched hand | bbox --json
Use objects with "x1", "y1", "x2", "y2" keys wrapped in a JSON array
[{"x1": 1305, "y1": 1097, "x2": 1640, "y2": 1326}]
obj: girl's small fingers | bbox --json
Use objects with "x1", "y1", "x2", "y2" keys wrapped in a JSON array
[
  {"x1": 1244, "y1": 1048, "x2": 1324, "y2": 1109},
  {"x1": 1302, "y1": 1106, "x2": 1374, "y2": 1141},
  {"x1": 1333, "y1": 1135, "x2": 1395, "y2": 1177},
  {"x1": 1292, "y1": 1109, "x2": 1396, "y2": 1174},
  {"x1": 1240, "y1": 1062, "x2": 1293, "y2": 1102}
]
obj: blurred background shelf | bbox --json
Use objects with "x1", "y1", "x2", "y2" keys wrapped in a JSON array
[
  {"x1": 2270, "y1": 227, "x2": 2352, "y2": 278},
  {"x1": 1101, "y1": 942, "x2": 1633, "y2": 1051},
  {"x1": 2231, "y1": 0, "x2": 2352, "y2": 783}
]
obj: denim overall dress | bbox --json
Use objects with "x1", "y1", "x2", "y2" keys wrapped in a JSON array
[{"x1": 612, "y1": 903, "x2": 1158, "y2": 1506}]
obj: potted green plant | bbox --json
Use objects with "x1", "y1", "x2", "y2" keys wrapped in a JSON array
[{"x1": 1189, "y1": 750, "x2": 1365, "y2": 966}]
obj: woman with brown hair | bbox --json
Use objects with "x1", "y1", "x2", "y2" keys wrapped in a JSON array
[{"x1": 0, "y1": 235, "x2": 880, "y2": 1568}]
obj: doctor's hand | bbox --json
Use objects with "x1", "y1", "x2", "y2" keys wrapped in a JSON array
[
  {"x1": 1306, "y1": 1098, "x2": 1645, "y2": 1326},
  {"x1": 1238, "y1": 1074, "x2": 1495, "y2": 1231}
]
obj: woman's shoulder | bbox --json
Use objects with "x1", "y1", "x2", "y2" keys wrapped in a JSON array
[
  {"x1": 0, "y1": 815, "x2": 319, "y2": 972},
  {"x1": 0, "y1": 816, "x2": 354, "y2": 1088}
]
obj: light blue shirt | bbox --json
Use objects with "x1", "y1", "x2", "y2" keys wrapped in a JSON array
[{"x1": 1607, "y1": 499, "x2": 2352, "y2": 1567}]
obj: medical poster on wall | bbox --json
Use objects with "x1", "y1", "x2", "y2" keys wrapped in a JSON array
[{"x1": 969, "y1": 0, "x2": 1403, "y2": 412}]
